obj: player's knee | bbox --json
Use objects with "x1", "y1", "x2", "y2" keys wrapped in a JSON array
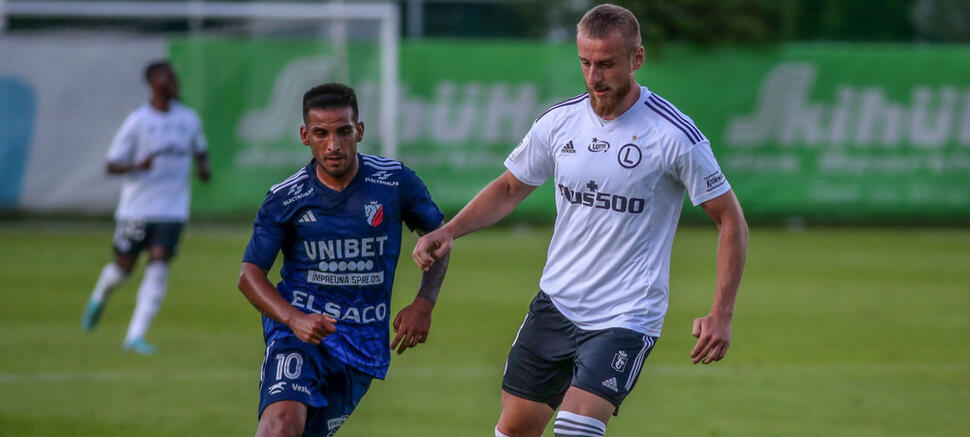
[
  {"x1": 257, "y1": 409, "x2": 304, "y2": 437},
  {"x1": 147, "y1": 247, "x2": 172, "y2": 262},
  {"x1": 553, "y1": 411, "x2": 606, "y2": 437},
  {"x1": 496, "y1": 417, "x2": 544, "y2": 437},
  {"x1": 114, "y1": 256, "x2": 137, "y2": 274}
]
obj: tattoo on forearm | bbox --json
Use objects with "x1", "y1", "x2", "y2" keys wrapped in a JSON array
[{"x1": 417, "y1": 252, "x2": 449, "y2": 304}]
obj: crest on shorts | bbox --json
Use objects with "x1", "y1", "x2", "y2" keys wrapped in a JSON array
[
  {"x1": 364, "y1": 201, "x2": 384, "y2": 227},
  {"x1": 611, "y1": 350, "x2": 628, "y2": 372}
]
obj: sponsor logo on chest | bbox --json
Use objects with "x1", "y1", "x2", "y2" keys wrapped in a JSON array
[
  {"x1": 302, "y1": 236, "x2": 390, "y2": 286},
  {"x1": 365, "y1": 170, "x2": 399, "y2": 186},
  {"x1": 588, "y1": 137, "x2": 610, "y2": 153},
  {"x1": 283, "y1": 184, "x2": 314, "y2": 206}
]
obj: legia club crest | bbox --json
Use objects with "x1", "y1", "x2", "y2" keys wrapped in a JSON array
[{"x1": 365, "y1": 201, "x2": 384, "y2": 227}]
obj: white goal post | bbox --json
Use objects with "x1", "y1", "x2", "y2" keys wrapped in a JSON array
[{"x1": 1, "y1": 0, "x2": 401, "y2": 158}]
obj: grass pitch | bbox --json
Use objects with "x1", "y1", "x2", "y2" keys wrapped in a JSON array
[{"x1": 1, "y1": 222, "x2": 968, "y2": 436}]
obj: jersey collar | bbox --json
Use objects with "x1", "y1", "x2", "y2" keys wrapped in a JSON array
[
  {"x1": 586, "y1": 85, "x2": 649, "y2": 130},
  {"x1": 306, "y1": 155, "x2": 366, "y2": 199}
]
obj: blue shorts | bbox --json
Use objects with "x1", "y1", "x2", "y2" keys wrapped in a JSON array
[
  {"x1": 502, "y1": 291, "x2": 658, "y2": 415},
  {"x1": 258, "y1": 336, "x2": 373, "y2": 437}
]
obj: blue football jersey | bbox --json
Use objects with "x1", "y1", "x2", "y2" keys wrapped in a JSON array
[{"x1": 243, "y1": 154, "x2": 444, "y2": 379}]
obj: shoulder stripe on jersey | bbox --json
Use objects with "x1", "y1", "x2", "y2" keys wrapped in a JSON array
[
  {"x1": 360, "y1": 153, "x2": 399, "y2": 164},
  {"x1": 360, "y1": 155, "x2": 402, "y2": 168},
  {"x1": 648, "y1": 94, "x2": 704, "y2": 141},
  {"x1": 362, "y1": 161, "x2": 402, "y2": 171},
  {"x1": 270, "y1": 173, "x2": 309, "y2": 194},
  {"x1": 534, "y1": 93, "x2": 589, "y2": 123},
  {"x1": 270, "y1": 168, "x2": 307, "y2": 192},
  {"x1": 644, "y1": 96, "x2": 701, "y2": 144}
]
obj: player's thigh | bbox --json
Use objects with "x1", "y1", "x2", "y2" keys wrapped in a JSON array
[
  {"x1": 145, "y1": 222, "x2": 184, "y2": 261},
  {"x1": 496, "y1": 390, "x2": 555, "y2": 437},
  {"x1": 256, "y1": 400, "x2": 307, "y2": 437},
  {"x1": 571, "y1": 328, "x2": 657, "y2": 416},
  {"x1": 502, "y1": 291, "x2": 577, "y2": 411}
]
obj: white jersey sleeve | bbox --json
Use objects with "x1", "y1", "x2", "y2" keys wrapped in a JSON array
[
  {"x1": 105, "y1": 112, "x2": 140, "y2": 164},
  {"x1": 669, "y1": 141, "x2": 731, "y2": 206},
  {"x1": 503, "y1": 121, "x2": 554, "y2": 186}
]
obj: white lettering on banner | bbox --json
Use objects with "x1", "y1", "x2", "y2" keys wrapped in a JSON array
[
  {"x1": 306, "y1": 271, "x2": 385, "y2": 286},
  {"x1": 727, "y1": 62, "x2": 970, "y2": 148},
  {"x1": 290, "y1": 291, "x2": 388, "y2": 322},
  {"x1": 234, "y1": 55, "x2": 549, "y2": 169},
  {"x1": 236, "y1": 56, "x2": 333, "y2": 142}
]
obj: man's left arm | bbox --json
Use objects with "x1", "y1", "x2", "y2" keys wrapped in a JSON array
[
  {"x1": 691, "y1": 189, "x2": 748, "y2": 364},
  {"x1": 194, "y1": 152, "x2": 211, "y2": 182},
  {"x1": 392, "y1": 228, "x2": 449, "y2": 355},
  {"x1": 192, "y1": 119, "x2": 211, "y2": 182}
]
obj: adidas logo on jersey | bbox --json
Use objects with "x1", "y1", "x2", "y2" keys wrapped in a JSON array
[
  {"x1": 560, "y1": 141, "x2": 576, "y2": 154},
  {"x1": 298, "y1": 210, "x2": 317, "y2": 223},
  {"x1": 602, "y1": 377, "x2": 619, "y2": 392}
]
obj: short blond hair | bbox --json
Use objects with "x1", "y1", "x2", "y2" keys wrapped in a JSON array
[{"x1": 577, "y1": 4, "x2": 642, "y2": 52}]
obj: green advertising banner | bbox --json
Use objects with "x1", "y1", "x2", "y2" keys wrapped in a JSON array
[{"x1": 174, "y1": 40, "x2": 970, "y2": 222}]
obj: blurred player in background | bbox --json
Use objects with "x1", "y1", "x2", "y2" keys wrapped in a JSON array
[
  {"x1": 81, "y1": 60, "x2": 211, "y2": 355},
  {"x1": 413, "y1": 4, "x2": 749, "y2": 437},
  {"x1": 237, "y1": 83, "x2": 449, "y2": 437}
]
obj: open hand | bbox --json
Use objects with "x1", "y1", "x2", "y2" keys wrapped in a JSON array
[{"x1": 391, "y1": 297, "x2": 433, "y2": 355}]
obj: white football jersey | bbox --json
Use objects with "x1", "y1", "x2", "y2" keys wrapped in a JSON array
[
  {"x1": 105, "y1": 101, "x2": 207, "y2": 222},
  {"x1": 505, "y1": 86, "x2": 731, "y2": 336}
]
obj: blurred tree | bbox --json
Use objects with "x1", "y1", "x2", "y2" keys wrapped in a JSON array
[
  {"x1": 911, "y1": 0, "x2": 970, "y2": 41},
  {"x1": 616, "y1": 0, "x2": 793, "y2": 46},
  {"x1": 789, "y1": 0, "x2": 915, "y2": 41},
  {"x1": 506, "y1": 0, "x2": 791, "y2": 47}
]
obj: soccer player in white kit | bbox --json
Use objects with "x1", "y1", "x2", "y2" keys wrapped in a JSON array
[
  {"x1": 413, "y1": 4, "x2": 749, "y2": 436},
  {"x1": 81, "y1": 60, "x2": 211, "y2": 355}
]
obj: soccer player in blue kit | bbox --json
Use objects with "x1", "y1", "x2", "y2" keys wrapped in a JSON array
[{"x1": 237, "y1": 83, "x2": 449, "y2": 437}]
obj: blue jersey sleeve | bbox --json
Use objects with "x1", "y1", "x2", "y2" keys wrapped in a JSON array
[
  {"x1": 243, "y1": 192, "x2": 286, "y2": 269},
  {"x1": 399, "y1": 166, "x2": 444, "y2": 233}
]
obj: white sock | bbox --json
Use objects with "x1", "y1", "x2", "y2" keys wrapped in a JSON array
[
  {"x1": 124, "y1": 261, "x2": 169, "y2": 342},
  {"x1": 554, "y1": 410, "x2": 607, "y2": 437},
  {"x1": 494, "y1": 427, "x2": 512, "y2": 437},
  {"x1": 90, "y1": 262, "x2": 129, "y2": 303}
]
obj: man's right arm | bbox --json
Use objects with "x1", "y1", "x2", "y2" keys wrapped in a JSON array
[
  {"x1": 412, "y1": 170, "x2": 536, "y2": 271},
  {"x1": 237, "y1": 262, "x2": 335, "y2": 344},
  {"x1": 105, "y1": 114, "x2": 153, "y2": 175},
  {"x1": 106, "y1": 157, "x2": 153, "y2": 174}
]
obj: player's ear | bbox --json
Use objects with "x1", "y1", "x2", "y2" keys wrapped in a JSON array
[
  {"x1": 356, "y1": 121, "x2": 364, "y2": 142},
  {"x1": 300, "y1": 125, "x2": 310, "y2": 146},
  {"x1": 632, "y1": 45, "x2": 644, "y2": 71}
]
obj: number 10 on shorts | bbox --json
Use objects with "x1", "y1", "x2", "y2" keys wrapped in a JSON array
[{"x1": 275, "y1": 352, "x2": 303, "y2": 380}]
